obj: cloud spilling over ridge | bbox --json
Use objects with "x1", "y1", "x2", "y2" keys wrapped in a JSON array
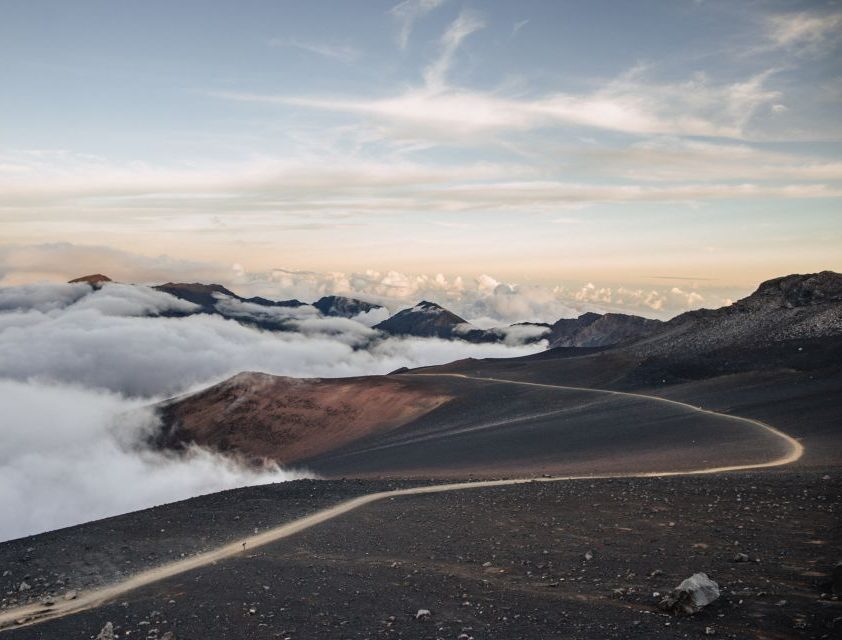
[
  {"x1": 0, "y1": 380, "x2": 308, "y2": 542},
  {"x1": 0, "y1": 282, "x2": 544, "y2": 396},
  {"x1": 0, "y1": 281, "x2": 547, "y2": 540}
]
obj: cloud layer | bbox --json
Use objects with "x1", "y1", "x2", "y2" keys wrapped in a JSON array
[
  {"x1": 0, "y1": 281, "x2": 546, "y2": 540},
  {"x1": 0, "y1": 379, "x2": 308, "y2": 542}
]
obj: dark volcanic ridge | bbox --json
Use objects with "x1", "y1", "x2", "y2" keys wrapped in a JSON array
[
  {"x1": 62, "y1": 269, "x2": 842, "y2": 351},
  {"x1": 630, "y1": 270, "x2": 842, "y2": 356}
]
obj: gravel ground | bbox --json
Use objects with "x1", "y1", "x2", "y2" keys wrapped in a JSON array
[
  {"x1": 2, "y1": 470, "x2": 839, "y2": 640},
  {"x1": 0, "y1": 479, "x2": 421, "y2": 609}
]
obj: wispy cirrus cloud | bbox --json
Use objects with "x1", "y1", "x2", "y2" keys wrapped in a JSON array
[
  {"x1": 222, "y1": 63, "x2": 782, "y2": 141},
  {"x1": 512, "y1": 19, "x2": 529, "y2": 37},
  {"x1": 576, "y1": 137, "x2": 842, "y2": 182},
  {"x1": 389, "y1": 0, "x2": 447, "y2": 49},
  {"x1": 268, "y1": 37, "x2": 360, "y2": 62},
  {"x1": 423, "y1": 9, "x2": 485, "y2": 90},
  {"x1": 765, "y1": 9, "x2": 842, "y2": 57},
  {"x1": 0, "y1": 148, "x2": 838, "y2": 226}
]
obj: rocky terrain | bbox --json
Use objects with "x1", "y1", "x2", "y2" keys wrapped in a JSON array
[
  {"x1": 629, "y1": 271, "x2": 842, "y2": 356},
  {"x1": 2, "y1": 472, "x2": 839, "y2": 639},
  {"x1": 548, "y1": 312, "x2": 660, "y2": 348}
]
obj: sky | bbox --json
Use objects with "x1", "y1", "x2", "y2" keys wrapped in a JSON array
[{"x1": 1, "y1": 0, "x2": 841, "y2": 318}]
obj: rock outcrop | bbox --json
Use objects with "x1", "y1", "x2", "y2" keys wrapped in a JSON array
[
  {"x1": 630, "y1": 271, "x2": 842, "y2": 356},
  {"x1": 659, "y1": 572, "x2": 720, "y2": 614},
  {"x1": 549, "y1": 312, "x2": 660, "y2": 348},
  {"x1": 313, "y1": 295, "x2": 384, "y2": 319}
]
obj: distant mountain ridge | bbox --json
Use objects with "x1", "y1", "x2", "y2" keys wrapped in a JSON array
[
  {"x1": 153, "y1": 282, "x2": 307, "y2": 314},
  {"x1": 64, "y1": 271, "x2": 842, "y2": 350},
  {"x1": 630, "y1": 271, "x2": 842, "y2": 356}
]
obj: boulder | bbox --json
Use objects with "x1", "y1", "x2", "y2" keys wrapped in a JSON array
[{"x1": 659, "y1": 572, "x2": 720, "y2": 614}]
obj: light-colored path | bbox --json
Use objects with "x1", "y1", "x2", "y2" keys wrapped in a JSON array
[
  {"x1": 417, "y1": 373, "x2": 804, "y2": 471},
  {"x1": 0, "y1": 373, "x2": 803, "y2": 632}
]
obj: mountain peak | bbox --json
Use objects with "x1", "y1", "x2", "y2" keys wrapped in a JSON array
[
  {"x1": 414, "y1": 300, "x2": 446, "y2": 311},
  {"x1": 68, "y1": 274, "x2": 112, "y2": 287},
  {"x1": 313, "y1": 295, "x2": 383, "y2": 318},
  {"x1": 375, "y1": 300, "x2": 472, "y2": 339},
  {"x1": 742, "y1": 271, "x2": 842, "y2": 309}
]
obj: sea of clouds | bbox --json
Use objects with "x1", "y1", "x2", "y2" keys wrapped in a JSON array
[{"x1": 0, "y1": 281, "x2": 544, "y2": 541}]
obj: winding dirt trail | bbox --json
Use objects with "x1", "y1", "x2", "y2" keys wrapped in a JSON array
[{"x1": 0, "y1": 374, "x2": 803, "y2": 632}]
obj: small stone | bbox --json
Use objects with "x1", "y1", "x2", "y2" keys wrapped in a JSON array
[
  {"x1": 415, "y1": 609, "x2": 431, "y2": 621},
  {"x1": 584, "y1": 550, "x2": 594, "y2": 561},
  {"x1": 64, "y1": 590, "x2": 78, "y2": 601},
  {"x1": 96, "y1": 622, "x2": 116, "y2": 640},
  {"x1": 733, "y1": 553, "x2": 750, "y2": 563},
  {"x1": 18, "y1": 581, "x2": 31, "y2": 592},
  {"x1": 705, "y1": 626, "x2": 716, "y2": 635}
]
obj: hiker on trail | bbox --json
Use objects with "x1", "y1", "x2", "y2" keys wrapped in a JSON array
[{"x1": 242, "y1": 542, "x2": 246, "y2": 552}]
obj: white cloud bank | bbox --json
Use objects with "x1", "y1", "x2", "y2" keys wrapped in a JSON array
[
  {"x1": 0, "y1": 282, "x2": 544, "y2": 396},
  {"x1": 0, "y1": 380, "x2": 308, "y2": 542},
  {"x1": 0, "y1": 281, "x2": 544, "y2": 541}
]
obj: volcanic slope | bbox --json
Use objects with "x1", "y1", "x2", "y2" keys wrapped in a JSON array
[
  {"x1": 157, "y1": 367, "x2": 795, "y2": 480},
  {"x1": 155, "y1": 372, "x2": 452, "y2": 465},
  {"x1": 156, "y1": 272, "x2": 842, "y2": 477}
]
